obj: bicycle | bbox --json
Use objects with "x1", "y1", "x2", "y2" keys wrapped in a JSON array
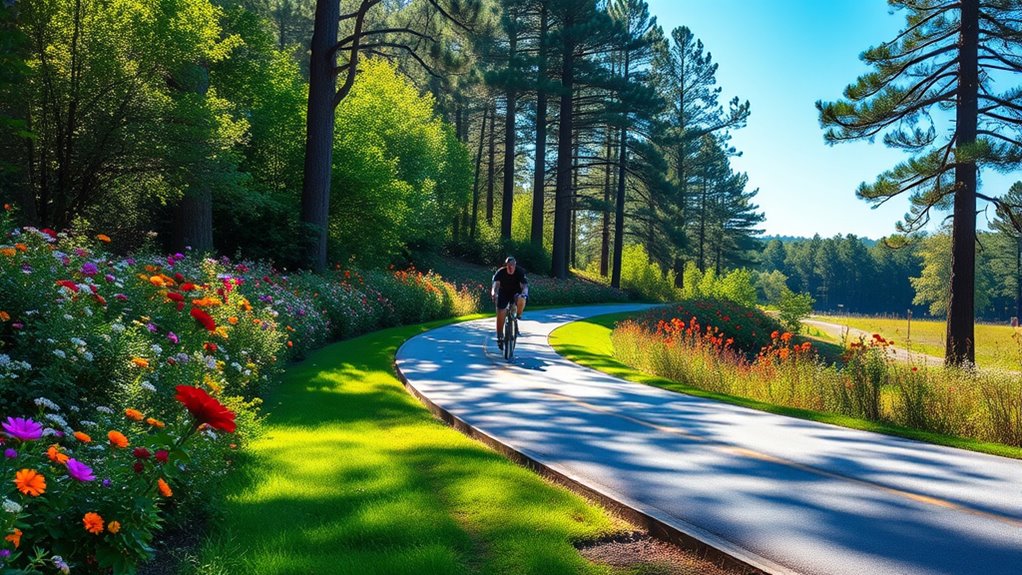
[{"x1": 502, "y1": 297, "x2": 521, "y2": 361}]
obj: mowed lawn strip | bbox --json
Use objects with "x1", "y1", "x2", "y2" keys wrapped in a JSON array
[
  {"x1": 814, "y1": 314, "x2": 1021, "y2": 370},
  {"x1": 550, "y1": 313, "x2": 1022, "y2": 460},
  {"x1": 193, "y1": 317, "x2": 633, "y2": 575}
]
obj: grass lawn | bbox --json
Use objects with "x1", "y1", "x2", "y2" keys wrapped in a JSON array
[
  {"x1": 550, "y1": 313, "x2": 1022, "y2": 460},
  {"x1": 814, "y1": 314, "x2": 1021, "y2": 370},
  {"x1": 186, "y1": 317, "x2": 656, "y2": 575}
]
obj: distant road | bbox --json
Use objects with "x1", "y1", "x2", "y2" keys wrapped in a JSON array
[{"x1": 803, "y1": 318, "x2": 944, "y2": 366}]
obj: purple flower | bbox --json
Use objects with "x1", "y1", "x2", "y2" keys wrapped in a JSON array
[
  {"x1": 114, "y1": 293, "x2": 128, "y2": 301},
  {"x1": 146, "y1": 322, "x2": 157, "y2": 333},
  {"x1": 20, "y1": 263, "x2": 32, "y2": 274},
  {"x1": 66, "y1": 458, "x2": 96, "y2": 482},
  {"x1": 104, "y1": 273, "x2": 116, "y2": 282},
  {"x1": 11, "y1": 322, "x2": 22, "y2": 330},
  {"x1": 4, "y1": 448, "x2": 16, "y2": 458},
  {"x1": 102, "y1": 478, "x2": 112, "y2": 488},
  {"x1": 167, "y1": 331, "x2": 179, "y2": 344},
  {"x1": 166, "y1": 255, "x2": 175, "y2": 267},
  {"x1": 81, "y1": 262, "x2": 99, "y2": 276},
  {"x1": 174, "y1": 253, "x2": 184, "y2": 261},
  {"x1": 2, "y1": 417, "x2": 42, "y2": 441},
  {"x1": 126, "y1": 257, "x2": 136, "y2": 265},
  {"x1": 74, "y1": 248, "x2": 88, "y2": 258},
  {"x1": 0, "y1": 549, "x2": 10, "y2": 559}
]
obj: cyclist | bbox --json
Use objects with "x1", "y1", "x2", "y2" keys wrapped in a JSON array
[{"x1": 491, "y1": 256, "x2": 528, "y2": 351}]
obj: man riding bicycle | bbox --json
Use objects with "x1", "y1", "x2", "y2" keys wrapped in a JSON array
[{"x1": 491, "y1": 256, "x2": 528, "y2": 351}]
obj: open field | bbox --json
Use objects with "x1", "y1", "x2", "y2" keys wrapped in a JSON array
[{"x1": 813, "y1": 314, "x2": 1022, "y2": 370}]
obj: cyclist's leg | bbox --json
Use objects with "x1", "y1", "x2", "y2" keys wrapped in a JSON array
[
  {"x1": 515, "y1": 293, "x2": 525, "y2": 319},
  {"x1": 496, "y1": 293, "x2": 509, "y2": 347}
]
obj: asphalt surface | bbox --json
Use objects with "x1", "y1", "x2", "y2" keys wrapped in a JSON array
[{"x1": 395, "y1": 304, "x2": 1022, "y2": 575}]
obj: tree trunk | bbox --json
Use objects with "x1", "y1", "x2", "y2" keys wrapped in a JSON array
[
  {"x1": 487, "y1": 99, "x2": 496, "y2": 226},
  {"x1": 550, "y1": 18, "x2": 575, "y2": 279},
  {"x1": 471, "y1": 104, "x2": 488, "y2": 238},
  {"x1": 299, "y1": 0, "x2": 340, "y2": 271},
  {"x1": 698, "y1": 177, "x2": 707, "y2": 272},
  {"x1": 570, "y1": 126, "x2": 579, "y2": 270},
  {"x1": 530, "y1": 5, "x2": 549, "y2": 249},
  {"x1": 674, "y1": 257, "x2": 685, "y2": 288},
  {"x1": 174, "y1": 187, "x2": 213, "y2": 252},
  {"x1": 501, "y1": 86, "x2": 517, "y2": 239},
  {"x1": 1016, "y1": 236, "x2": 1021, "y2": 321},
  {"x1": 611, "y1": 50, "x2": 631, "y2": 289},
  {"x1": 945, "y1": 0, "x2": 978, "y2": 367},
  {"x1": 600, "y1": 125, "x2": 613, "y2": 277}
]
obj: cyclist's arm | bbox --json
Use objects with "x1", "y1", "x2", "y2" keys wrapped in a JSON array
[
  {"x1": 520, "y1": 273, "x2": 529, "y2": 298},
  {"x1": 491, "y1": 281, "x2": 499, "y2": 300}
]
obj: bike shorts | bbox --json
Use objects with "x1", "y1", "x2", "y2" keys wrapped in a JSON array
[{"x1": 496, "y1": 292, "x2": 524, "y2": 310}]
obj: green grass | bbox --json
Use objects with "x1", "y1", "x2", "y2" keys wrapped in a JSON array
[
  {"x1": 186, "y1": 316, "x2": 637, "y2": 575},
  {"x1": 814, "y1": 314, "x2": 1022, "y2": 370},
  {"x1": 550, "y1": 313, "x2": 1022, "y2": 460}
]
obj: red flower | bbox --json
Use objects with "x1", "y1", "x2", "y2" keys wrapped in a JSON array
[
  {"x1": 167, "y1": 292, "x2": 184, "y2": 303},
  {"x1": 204, "y1": 342, "x2": 218, "y2": 353},
  {"x1": 174, "y1": 386, "x2": 236, "y2": 433},
  {"x1": 180, "y1": 283, "x2": 196, "y2": 292},
  {"x1": 55, "y1": 280, "x2": 79, "y2": 293},
  {"x1": 155, "y1": 450, "x2": 169, "y2": 463},
  {"x1": 190, "y1": 307, "x2": 216, "y2": 331}
]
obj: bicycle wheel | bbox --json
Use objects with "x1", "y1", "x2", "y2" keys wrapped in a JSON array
[
  {"x1": 507, "y1": 318, "x2": 517, "y2": 360},
  {"x1": 504, "y1": 314, "x2": 515, "y2": 361}
]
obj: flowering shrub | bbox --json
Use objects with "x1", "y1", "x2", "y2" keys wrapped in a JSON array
[
  {"x1": 0, "y1": 388, "x2": 236, "y2": 574},
  {"x1": 611, "y1": 308, "x2": 1022, "y2": 447},
  {"x1": 633, "y1": 299, "x2": 781, "y2": 358}
]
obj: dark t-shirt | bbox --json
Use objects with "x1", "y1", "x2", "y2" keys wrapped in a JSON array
[{"x1": 492, "y1": 266, "x2": 528, "y2": 296}]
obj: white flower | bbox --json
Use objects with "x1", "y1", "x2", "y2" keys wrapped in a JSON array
[
  {"x1": 44, "y1": 413, "x2": 68, "y2": 428},
  {"x1": 0, "y1": 354, "x2": 9, "y2": 366},
  {"x1": 83, "y1": 306, "x2": 93, "y2": 317},
  {"x1": 67, "y1": 405, "x2": 79, "y2": 413},
  {"x1": 79, "y1": 420, "x2": 96, "y2": 427},
  {"x1": 101, "y1": 334, "x2": 111, "y2": 342},
  {"x1": 232, "y1": 362, "x2": 243, "y2": 372},
  {"x1": 52, "y1": 349, "x2": 67, "y2": 359},
  {"x1": 70, "y1": 338, "x2": 86, "y2": 347},
  {"x1": 2, "y1": 499, "x2": 22, "y2": 514},
  {"x1": 205, "y1": 356, "x2": 217, "y2": 369},
  {"x1": 33, "y1": 397, "x2": 61, "y2": 411},
  {"x1": 151, "y1": 344, "x2": 163, "y2": 356},
  {"x1": 141, "y1": 382, "x2": 157, "y2": 393},
  {"x1": 110, "y1": 323, "x2": 125, "y2": 333},
  {"x1": 96, "y1": 406, "x2": 114, "y2": 415},
  {"x1": 243, "y1": 369, "x2": 252, "y2": 376},
  {"x1": 42, "y1": 428, "x2": 59, "y2": 437},
  {"x1": 82, "y1": 351, "x2": 94, "y2": 362}
]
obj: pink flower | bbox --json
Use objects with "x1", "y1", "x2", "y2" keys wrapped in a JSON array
[
  {"x1": 2, "y1": 417, "x2": 42, "y2": 441},
  {"x1": 66, "y1": 459, "x2": 95, "y2": 482}
]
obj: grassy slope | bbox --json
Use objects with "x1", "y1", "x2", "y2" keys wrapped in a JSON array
[
  {"x1": 815, "y1": 314, "x2": 1021, "y2": 370},
  {"x1": 190, "y1": 317, "x2": 638, "y2": 575},
  {"x1": 550, "y1": 313, "x2": 1022, "y2": 460}
]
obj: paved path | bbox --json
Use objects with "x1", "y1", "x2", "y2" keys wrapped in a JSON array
[{"x1": 395, "y1": 304, "x2": 1022, "y2": 575}]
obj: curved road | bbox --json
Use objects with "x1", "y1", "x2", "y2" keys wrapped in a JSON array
[{"x1": 395, "y1": 304, "x2": 1022, "y2": 575}]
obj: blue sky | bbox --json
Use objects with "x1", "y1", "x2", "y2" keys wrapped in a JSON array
[{"x1": 646, "y1": 0, "x2": 1022, "y2": 239}]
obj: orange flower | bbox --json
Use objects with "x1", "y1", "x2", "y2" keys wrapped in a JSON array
[
  {"x1": 46, "y1": 445, "x2": 69, "y2": 465},
  {"x1": 191, "y1": 297, "x2": 222, "y2": 308},
  {"x1": 108, "y1": 430, "x2": 129, "y2": 448},
  {"x1": 780, "y1": 332, "x2": 793, "y2": 343},
  {"x1": 227, "y1": 316, "x2": 238, "y2": 325},
  {"x1": 5, "y1": 528, "x2": 21, "y2": 548},
  {"x1": 131, "y1": 357, "x2": 149, "y2": 369},
  {"x1": 14, "y1": 243, "x2": 26, "y2": 252},
  {"x1": 0, "y1": 311, "x2": 9, "y2": 322},
  {"x1": 83, "y1": 512, "x2": 104, "y2": 534},
  {"x1": 74, "y1": 431, "x2": 92, "y2": 443},
  {"x1": 149, "y1": 275, "x2": 165, "y2": 287},
  {"x1": 14, "y1": 469, "x2": 46, "y2": 496},
  {"x1": 107, "y1": 520, "x2": 121, "y2": 534},
  {"x1": 96, "y1": 234, "x2": 111, "y2": 243},
  {"x1": 157, "y1": 478, "x2": 173, "y2": 497},
  {"x1": 124, "y1": 408, "x2": 144, "y2": 422},
  {"x1": 145, "y1": 417, "x2": 165, "y2": 429},
  {"x1": 0, "y1": 248, "x2": 15, "y2": 258}
]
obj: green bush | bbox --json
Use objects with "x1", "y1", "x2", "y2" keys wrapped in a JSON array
[
  {"x1": 620, "y1": 244, "x2": 678, "y2": 302},
  {"x1": 778, "y1": 289, "x2": 815, "y2": 333}
]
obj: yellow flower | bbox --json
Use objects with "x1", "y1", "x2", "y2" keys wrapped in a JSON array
[
  {"x1": 214, "y1": 326, "x2": 229, "y2": 339},
  {"x1": 83, "y1": 512, "x2": 104, "y2": 535},
  {"x1": 107, "y1": 521, "x2": 121, "y2": 534}
]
